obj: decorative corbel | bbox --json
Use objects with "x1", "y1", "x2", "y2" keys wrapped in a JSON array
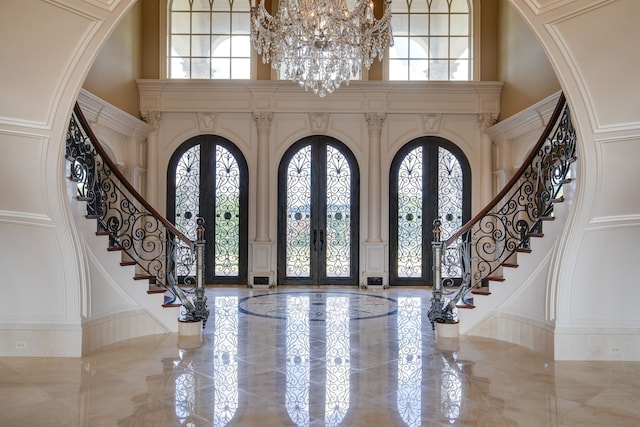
[
  {"x1": 197, "y1": 112, "x2": 217, "y2": 132},
  {"x1": 309, "y1": 112, "x2": 330, "y2": 133},
  {"x1": 422, "y1": 113, "x2": 442, "y2": 133}
]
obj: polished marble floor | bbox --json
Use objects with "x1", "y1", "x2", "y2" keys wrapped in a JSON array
[{"x1": 2, "y1": 286, "x2": 640, "y2": 427}]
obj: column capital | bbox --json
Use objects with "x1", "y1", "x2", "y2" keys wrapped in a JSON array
[
  {"x1": 253, "y1": 111, "x2": 273, "y2": 132},
  {"x1": 141, "y1": 111, "x2": 162, "y2": 128},
  {"x1": 478, "y1": 113, "x2": 498, "y2": 132},
  {"x1": 365, "y1": 112, "x2": 386, "y2": 131}
]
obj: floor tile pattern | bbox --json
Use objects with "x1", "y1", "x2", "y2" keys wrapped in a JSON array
[{"x1": 1, "y1": 286, "x2": 639, "y2": 427}]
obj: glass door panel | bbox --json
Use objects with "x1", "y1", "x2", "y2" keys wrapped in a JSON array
[
  {"x1": 390, "y1": 137, "x2": 470, "y2": 285},
  {"x1": 278, "y1": 136, "x2": 359, "y2": 285}
]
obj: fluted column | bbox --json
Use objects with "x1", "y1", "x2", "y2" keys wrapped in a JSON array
[
  {"x1": 365, "y1": 113, "x2": 385, "y2": 242},
  {"x1": 478, "y1": 113, "x2": 497, "y2": 205},
  {"x1": 253, "y1": 112, "x2": 273, "y2": 242},
  {"x1": 142, "y1": 111, "x2": 161, "y2": 207}
]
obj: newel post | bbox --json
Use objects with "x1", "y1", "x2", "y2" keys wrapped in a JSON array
[
  {"x1": 427, "y1": 219, "x2": 444, "y2": 329},
  {"x1": 193, "y1": 217, "x2": 210, "y2": 325}
]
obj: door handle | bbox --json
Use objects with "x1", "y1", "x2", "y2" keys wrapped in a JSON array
[
  {"x1": 319, "y1": 230, "x2": 324, "y2": 252},
  {"x1": 313, "y1": 229, "x2": 317, "y2": 251}
]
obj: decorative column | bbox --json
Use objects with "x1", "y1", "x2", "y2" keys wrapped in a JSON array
[
  {"x1": 361, "y1": 113, "x2": 387, "y2": 289},
  {"x1": 253, "y1": 112, "x2": 272, "y2": 241},
  {"x1": 141, "y1": 111, "x2": 161, "y2": 207},
  {"x1": 478, "y1": 113, "x2": 497, "y2": 205},
  {"x1": 249, "y1": 112, "x2": 275, "y2": 287},
  {"x1": 365, "y1": 112, "x2": 385, "y2": 242}
]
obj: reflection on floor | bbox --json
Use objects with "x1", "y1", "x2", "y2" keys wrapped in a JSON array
[{"x1": 2, "y1": 286, "x2": 640, "y2": 426}]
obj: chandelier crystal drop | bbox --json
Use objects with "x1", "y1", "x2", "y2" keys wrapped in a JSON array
[{"x1": 250, "y1": 0, "x2": 393, "y2": 97}]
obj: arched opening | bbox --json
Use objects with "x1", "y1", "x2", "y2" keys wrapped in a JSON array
[
  {"x1": 167, "y1": 134, "x2": 249, "y2": 284},
  {"x1": 277, "y1": 136, "x2": 360, "y2": 285},
  {"x1": 389, "y1": 136, "x2": 471, "y2": 285}
]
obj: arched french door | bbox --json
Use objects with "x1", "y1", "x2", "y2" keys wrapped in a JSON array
[
  {"x1": 390, "y1": 136, "x2": 471, "y2": 285},
  {"x1": 277, "y1": 136, "x2": 360, "y2": 285},
  {"x1": 167, "y1": 135, "x2": 248, "y2": 284}
]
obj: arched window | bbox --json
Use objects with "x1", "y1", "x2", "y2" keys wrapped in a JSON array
[
  {"x1": 168, "y1": 0, "x2": 251, "y2": 79},
  {"x1": 389, "y1": 136, "x2": 471, "y2": 285},
  {"x1": 388, "y1": 0, "x2": 472, "y2": 81}
]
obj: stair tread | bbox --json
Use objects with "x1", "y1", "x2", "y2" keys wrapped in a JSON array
[
  {"x1": 120, "y1": 261, "x2": 137, "y2": 266},
  {"x1": 528, "y1": 232, "x2": 544, "y2": 238},
  {"x1": 456, "y1": 303, "x2": 476, "y2": 309},
  {"x1": 502, "y1": 262, "x2": 519, "y2": 268},
  {"x1": 487, "y1": 276, "x2": 505, "y2": 282},
  {"x1": 516, "y1": 248, "x2": 532, "y2": 253},
  {"x1": 147, "y1": 286, "x2": 166, "y2": 294}
]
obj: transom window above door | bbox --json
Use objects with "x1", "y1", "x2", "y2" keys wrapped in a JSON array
[{"x1": 168, "y1": 0, "x2": 252, "y2": 79}]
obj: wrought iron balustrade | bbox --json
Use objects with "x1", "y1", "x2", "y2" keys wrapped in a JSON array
[
  {"x1": 429, "y1": 93, "x2": 577, "y2": 327},
  {"x1": 65, "y1": 103, "x2": 209, "y2": 324}
]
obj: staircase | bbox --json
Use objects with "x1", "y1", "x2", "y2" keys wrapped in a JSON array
[
  {"x1": 65, "y1": 101, "x2": 208, "y2": 352},
  {"x1": 429, "y1": 93, "x2": 577, "y2": 353}
]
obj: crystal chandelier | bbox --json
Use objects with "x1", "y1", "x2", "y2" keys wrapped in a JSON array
[{"x1": 250, "y1": 0, "x2": 393, "y2": 97}]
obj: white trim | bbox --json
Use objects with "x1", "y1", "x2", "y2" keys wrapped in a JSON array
[
  {"x1": 137, "y1": 80, "x2": 503, "y2": 115},
  {"x1": 77, "y1": 89, "x2": 152, "y2": 139},
  {"x1": 484, "y1": 91, "x2": 561, "y2": 142}
]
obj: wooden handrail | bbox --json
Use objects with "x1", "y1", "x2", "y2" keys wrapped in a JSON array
[
  {"x1": 72, "y1": 103, "x2": 193, "y2": 245},
  {"x1": 444, "y1": 92, "x2": 567, "y2": 246}
]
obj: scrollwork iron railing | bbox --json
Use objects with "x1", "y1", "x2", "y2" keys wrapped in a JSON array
[
  {"x1": 429, "y1": 93, "x2": 576, "y2": 327},
  {"x1": 65, "y1": 103, "x2": 209, "y2": 325}
]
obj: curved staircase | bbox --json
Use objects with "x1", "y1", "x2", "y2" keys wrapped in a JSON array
[{"x1": 430, "y1": 92, "x2": 577, "y2": 354}]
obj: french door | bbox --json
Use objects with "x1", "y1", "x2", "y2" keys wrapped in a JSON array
[
  {"x1": 278, "y1": 136, "x2": 359, "y2": 285},
  {"x1": 390, "y1": 136, "x2": 471, "y2": 285},
  {"x1": 167, "y1": 135, "x2": 248, "y2": 284}
]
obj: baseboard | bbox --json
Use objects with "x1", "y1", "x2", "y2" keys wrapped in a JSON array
[
  {"x1": 465, "y1": 311, "x2": 555, "y2": 357},
  {"x1": 81, "y1": 309, "x2": 172, "y2": 355},
  {"x1": 0, "y1": 322, "x2": 82, "y2": 357}
]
